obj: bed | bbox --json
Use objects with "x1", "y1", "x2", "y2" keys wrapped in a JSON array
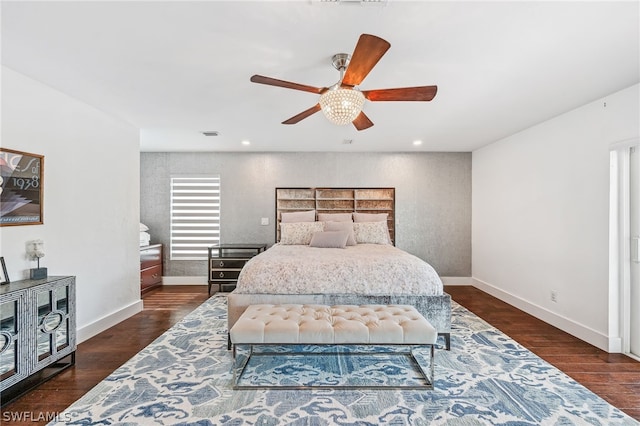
[{"x1": 226, "y1": 187, "x2": 452, "y2": 349}]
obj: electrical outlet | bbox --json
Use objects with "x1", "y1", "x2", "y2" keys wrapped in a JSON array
[
  {"x1": 550, "y1": 290, "x2": 558, "y2": 303},
  {"x1": 261, "y1": 218, "x2": 269, "y2": 226}
]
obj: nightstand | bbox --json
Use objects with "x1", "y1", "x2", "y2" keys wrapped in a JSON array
[
  {"x1": 207, "y1": 244, "x2": 267, "y2": 294},
  {"x1": 140, "y1": 244, "x2": 163, "y2": 295}
]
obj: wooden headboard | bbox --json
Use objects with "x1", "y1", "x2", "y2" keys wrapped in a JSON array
[{"x1": 275, "y1": 187, "x2": 395, "y2": 244}]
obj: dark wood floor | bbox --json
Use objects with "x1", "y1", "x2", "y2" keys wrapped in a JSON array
[
  {"x1": 446, "y1": 286, "x2": 640, "y2": 421},
  {"x1": 2, "y1": 285, "x2": 639, "y2": 425}
]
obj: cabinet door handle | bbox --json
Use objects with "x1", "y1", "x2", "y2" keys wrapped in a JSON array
[
  {"x1": 219, "y1": 261, "x2": 225, "y2": 267},
  {"x1": 219, "y1": 272, "x2": 225, "y2": 278}
]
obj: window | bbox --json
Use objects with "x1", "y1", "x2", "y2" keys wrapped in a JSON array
[{"x1": 170, "y1": 175, "x2": 220, "y2": 260}]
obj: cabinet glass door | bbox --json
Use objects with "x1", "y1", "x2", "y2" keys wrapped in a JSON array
[
  {"x1": 0, "y1": 300, "x2": 18, "y2": 381},
  {"x1": 54, "y1": 285, "x2": 69, "y2": 351},
  {"x1": 36, "y1": 286, "x2": 69, "y2": 361},
  {"x1": 36, "y1": 290, "x2": 53, "y2": 360}
]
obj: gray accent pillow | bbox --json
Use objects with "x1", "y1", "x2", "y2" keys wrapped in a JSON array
[
  {"x1": 317, "y1": 212, "x2": 352, "y2": 222},
  {"x1": 281, "y1": 210, "x2": 316, "y2": 223},
  {"x1": 323, "y1": 221, "x2": 357, "y2": 246},
  {"x1": 309, "y1": 231, "x2": 350, "y2": 249}
]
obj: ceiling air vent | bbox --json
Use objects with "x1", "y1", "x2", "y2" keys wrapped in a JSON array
[{"x1": 202, "y1": 131, "x2": 220, "y2": 137}]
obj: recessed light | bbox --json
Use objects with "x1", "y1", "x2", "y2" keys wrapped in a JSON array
[
  {"x1": 241, "y1": 140, "x2": 250, "y2": 146},
  {"x1": 413, "y1": 140, "x2": 423, "y2": 146}
]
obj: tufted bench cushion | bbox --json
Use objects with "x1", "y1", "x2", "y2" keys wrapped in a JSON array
[{"x1": 230, "y1": 304, "x2": 437, "y2": 345}]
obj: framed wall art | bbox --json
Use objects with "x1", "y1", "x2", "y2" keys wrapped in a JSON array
[{"x1": 0, "y1": 148, "x2": 44, "y2": 226}]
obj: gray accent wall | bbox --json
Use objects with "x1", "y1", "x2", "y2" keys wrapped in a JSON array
[{"x1": 140, "y1": 152, "x2": 471, "y2": 277}]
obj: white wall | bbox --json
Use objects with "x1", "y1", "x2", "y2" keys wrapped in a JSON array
[
  {"x1": 472, "y1": 83, "x2": 640, "y2": 351},
  {"x1": 1, "y1": 67, "x2": 142, "y2": 343}
]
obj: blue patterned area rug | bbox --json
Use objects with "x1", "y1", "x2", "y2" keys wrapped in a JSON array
[{"x1": 50, "y1": 295, "x2": 638, "y2": 425}]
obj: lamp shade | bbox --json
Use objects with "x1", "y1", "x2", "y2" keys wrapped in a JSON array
[{"x1": 319, "y1": 88, "x2": 365, "y2": 125}]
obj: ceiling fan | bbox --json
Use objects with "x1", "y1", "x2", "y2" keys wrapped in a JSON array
[{"x1": 250, "y1": 33, "x2": 438, "y2": 131}]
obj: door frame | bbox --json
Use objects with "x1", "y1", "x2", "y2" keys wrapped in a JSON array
[{"x1": 609, "y1": 137, "x2": 640, "y2": 360}]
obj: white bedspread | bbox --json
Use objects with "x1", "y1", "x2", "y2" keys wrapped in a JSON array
[{"x1": 235, "y1": 243, "x2": 443, "y2": 296}]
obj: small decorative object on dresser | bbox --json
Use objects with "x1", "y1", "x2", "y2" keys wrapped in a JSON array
[
  {"x1": 26, "y1": 239, "x2": 47, "y2": 279},
  {"x1": 140, "y1": 244, "x2": 163, "y2": 295},
  {"x1": 208, "y1": 244, "x2": 267, "y2": 294}
]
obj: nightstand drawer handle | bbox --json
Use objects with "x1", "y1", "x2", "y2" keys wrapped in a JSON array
[
  {"x1": 219, "y1": 272, "x2": 225, "y2": 278},
  {"x1": 219, "y1": 261, "x2": 225, "y2": 267}
]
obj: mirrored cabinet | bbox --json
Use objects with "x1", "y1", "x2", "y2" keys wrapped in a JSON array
[
  {"x1": 0, "y1": 294, "x2": 26, "y2": 387},
  {"x1": 0, "y1": 276, "x2": 76, "y2": 406}
]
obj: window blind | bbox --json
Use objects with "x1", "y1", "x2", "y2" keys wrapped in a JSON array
[{"x1": 170, "y1": 176, "x2": 220, "y2": 260}]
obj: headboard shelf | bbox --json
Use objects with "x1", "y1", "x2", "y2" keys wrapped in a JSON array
[{"x1": 276, "y1": 187, "x2": 395, "y2": 244}]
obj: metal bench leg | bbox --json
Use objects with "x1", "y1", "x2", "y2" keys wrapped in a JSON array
[
  {"x1": 232, "y1": 344, "x2": 253, "y2": 389},
  {"x1": 439, "y1": 332, "x2": 451, "y2": 350},
  {"x1": 430, "y1": 344, "x2": 435, "y2": 385},
  {"x1": 232, "y1": 345, "x2": 437, "y2": 390},
  {"x1": 408, "y1": 345, "x2": 435, "y2": 389}
]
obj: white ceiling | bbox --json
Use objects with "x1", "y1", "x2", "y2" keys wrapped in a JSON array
[{"x1": 2, "y1": 1, "x2": 638, "y2": 152}]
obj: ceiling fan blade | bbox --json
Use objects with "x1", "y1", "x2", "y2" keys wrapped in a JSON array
[
  {"x1": 341, "y1": 34, "x2": 391, "y2": 87},
  {"x1": 352, "y1": 111, "x2": 374, "y2": 131},
  {"x1": 282, "y1": 104, "x2": 322, "y2": 125},
  {"x1": 363, "y1": 86, "x2": 438, "y2": 102},
  {"x1": 250, "y1": 75, "x2": 325, "y2": 94}
]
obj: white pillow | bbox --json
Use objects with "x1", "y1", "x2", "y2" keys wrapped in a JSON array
[
  {"x1": 353, "y1": 221, "x2": 392, "y2": 245},
  {"x1": 280, "y1": 222, "x2": 324, "y2": 245},
  {"x1": 317, "y1": 213, "x2": 352, "y2": 222},
  {"x1": 353, "y1": 212, "x2": 388, "y2": 223},
  {"x1": 323, "y1": 221, "x2": 357, "y2": 246},
  {"x1": 281, "y1": 210, "x2": 316, "y2": 223},
  {"x1": 309, "y1": 231, "x2": 350, "y2": 248}
]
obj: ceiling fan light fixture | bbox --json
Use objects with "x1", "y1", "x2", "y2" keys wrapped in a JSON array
[
  {"x1": 250, "y1": 34, "x2": 435, "y2": 130},
  {"x1": 319, "y1": 88, "x2": 365, "y2": 125}
]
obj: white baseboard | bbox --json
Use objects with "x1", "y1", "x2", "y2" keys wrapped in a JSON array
[
  {"x1": 625, "y1": 352, "x2": 640, "y2": 362},
  {"x1": 609, "y1": 337, "x2": 623, "y2": 353},
  {"x1": 441, "y1": 276, "x2": 473, "y2": 285},
  {"x1": 162, "y1": 276, "x2": 207, "y2": 285},
  {"x1": 471, "y1": 277, "x2": 611, "y2": 352},
  {"x1": 77, "y1": 299, "x2": 143, "y2": 344}
]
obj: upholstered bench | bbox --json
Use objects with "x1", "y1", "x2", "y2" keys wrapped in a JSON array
[{"x1": 229, "y1": 304, "x2": 437, "y2": 389}]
